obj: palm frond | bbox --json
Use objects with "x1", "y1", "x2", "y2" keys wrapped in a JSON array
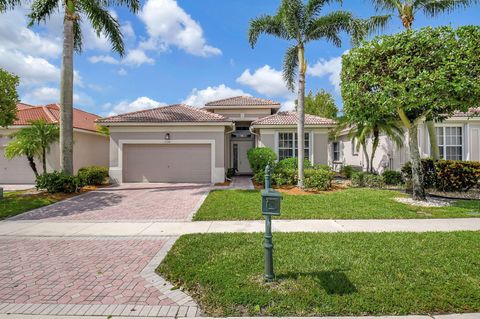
[
  {"x1": 283, "y1": 45, "x2": 298, "y2": 92},
  {"x1": 305, "y1": 10, "x2": 354, "y2": 44},
  {"x1": 98, "y1": 0, "x2": 139, "y2": 13},
  {"x1": 371, "y1": 0, "x2": 402, "y2": 12},
  {"x1": 73, "y1": 18, "x2": 83, "y2": 53},
  {"x1": 348, "y1": 15, "x2": 390, "y2": 46},
  {"x1": 78, "y1": 0, "x2": 125, "y2": 56},
  {"x1": 305, "y1": 0, "x2": 342, "y2": 19},
  {"x1": 248, "y1": 14, "x2": 290, "y2": 48},
  {"x1": 279, "y1": 0, "x2": 304, "y2": 41},
  {"x1": 27, "y1": 0, "x2": 60, "y2": 25},
  {"x1": 414, "y1": 0, "x2": 477, "y2": 16},
  {"x1": 0, "y1": 0, "x2": 22, "y2": 12}
]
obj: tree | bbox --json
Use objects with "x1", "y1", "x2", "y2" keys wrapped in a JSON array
[
  {"x1": 371, "y1": 0, "x2": 478, "y2": 160},
  {"x1": 248, "y1": 0, "x2": 389, "y2": 187},
  {"x1": 5, "y1": 120, "x2": 60, "y2": 176},
  {"x1": 0, "y1": 68, "x2": 19, "y2": 128},
  {"x1": 1, "y1": 0, "x2": 140, "y2": 175},
  {"x1": 296, "y1": 90, "x2": 338, "y2": 119},
  {"x1": 341, "y1": 26, "x2": 480, "y2": 200}
]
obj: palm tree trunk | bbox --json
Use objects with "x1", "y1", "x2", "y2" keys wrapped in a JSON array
[
  {"x1": 427, "y1": 121, "x2": 440, "y2": 160},
  {"x1": 408, "y1": 124, "x2": 426, "y2": 200},
  {"x1": 370, "y1": 132, "x2": 380, "y2": 173},
  {"x1": 42, "y1": 147, "x2": 47, "y2": 173},
  {"x1": 60, "y1": 10, "x2": 75, "y2": 175},
  {"x1": 27, "y1": 156, "x2": 39, "y2": 177},
  {"x1": 362, "y1": 142, "x2": 370, "y2": 172},
  {"x1": 297, "y1": 44, "x2": 306, "y2": 188}
]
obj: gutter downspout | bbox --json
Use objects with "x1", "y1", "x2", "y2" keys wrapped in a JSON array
[
  {"x1": 225, "y1": 123, "x2": 236, "y2": 182},
  {"x1": 249, "y1": 125, "x2": 259, "y2": 147}
]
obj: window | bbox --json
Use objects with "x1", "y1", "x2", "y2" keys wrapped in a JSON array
[
  {"x1": 278, "y1": 132, "x2": 310, "y2": 161},
  {"x1": 332, "y1": 142, "x2": 340, "y2": 162},
  {"x1": 435, "y1": 126, "x2": 463, "y2": 160}
]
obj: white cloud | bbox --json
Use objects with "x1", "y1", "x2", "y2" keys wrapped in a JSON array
[
  {"x1": 117, "y1": 68, "x2": 128, "y2": 76},
  {"x1": 121, "y1": 21, "x2": 136, "y2": 39},
  {"x1": 106, "y1": 96, "x2": 166, "y2": 116},
  {"x1": 123, "y1": 49, "x2": 155, "y2": 66},
  {"x1": 139, "y1": 0, "x2": 221, "y2": 57},
  {"x1": 281, "y1": 99, "x2": 296, "y2": 111},
  {"x1": 182, "y1": 84, "x2": 249, "y2": 107},
  {"x1": 236, "y1": 65, "x2": 292, "y2": 98},
  {"x1": 89, "y1": 55, "x2": 120, "y2": 64},
  {"x1": 307, "y1": 54, "x2": 345, "y2": 93},
  {"x1": 22, "y1": 86, "x2": 94, "y2": 106}
]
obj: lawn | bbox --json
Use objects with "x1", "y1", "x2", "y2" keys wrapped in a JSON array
[
  {"x1": 0, "y1": 190, "x2": 65, "y2": 220},
  {"x1": 193, "y1": 188, "x2": 480, "y2": 220},
  {"x1": 157, "y1": 232, "x2": 480, "y2": 316}
]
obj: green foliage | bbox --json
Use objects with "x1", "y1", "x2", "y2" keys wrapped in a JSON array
[
  {"x1": 0, "y1": 68, "x2": 19, "y2": 128},
  {"x1": 351, "y1": 172, "x2": 384, "y2": 188},
  {"x1": 382, "y1": 170, "x2": 404, "y2": 185},
  {"x1": 297, "y1": 90, "x2": 338, "y2": 119},
  {"x1": 247, "y1": 147, "x2": 277, "y2": 175},
  {"x1": 435, "y1": 160, "x2": 480, "y2": 192},
  {"x1": 401, "y1": 159, "x2": 437, "y2": 189},
  {"x1": 36, "y1": 171, "x2": 83, "y2": 193},
  {"x1": 226, "y1": 168, "x2": 237, "y2": 179},
  {"x1": 342, "y1": 26, "x2": 480, "y2": 125},
  {"x1": 272, "y1": 168, "x2": 297, "y2": 187},
  {"x1": 77, "y1": 166, "x2": 109, "y2": 185},
  {"x1": 339, "y1": 165, "x2": 362, "y2": 178},
  {"x1": 304, "y1": 168, "x2": 335, "y2": 190},
  {"x1": 275, "y1": 157, "x2": 312, "y2": 171}
]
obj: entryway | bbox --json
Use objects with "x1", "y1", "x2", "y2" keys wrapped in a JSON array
[{"x1": 231, "y1": 140, "x2": 253, "y2": 174}]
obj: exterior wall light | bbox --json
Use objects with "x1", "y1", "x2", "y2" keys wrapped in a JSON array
[{"x1": 165, "y1": 133, "x2": 170, "y2": 140}]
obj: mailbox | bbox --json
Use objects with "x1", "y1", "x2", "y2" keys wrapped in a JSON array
[{"x1": 262, "y1": 188, "x2": 282, "y2": 216}]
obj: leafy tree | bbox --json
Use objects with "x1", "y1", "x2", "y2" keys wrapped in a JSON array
[
  {"x1": 1, "y1": 0, "x2": 140, "y2": 175},
  {"x1": 341, "y1": 26, "x2": 480, "y2": 200},
  {"x1": 296, "y1": 90, "x2": 338, "y2": 119},
  {"x1": 5, "y1": 120, "x2": 59, "y2": 176},
  {"x1": 371, "y1": 0, "x2": 478, "y2": 160},
  {"x1": 248, "y1": 0, "x2": 388, "y2": 187},
  {"x1": 0, "y1": 68, "x2": 19, "y2": 128}
]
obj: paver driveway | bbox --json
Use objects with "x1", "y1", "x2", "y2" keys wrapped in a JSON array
[
  {"x1": 10, "y1": 183, "x2": 210, "y2": 222},
  {"x1": 0, "y1": 237, "x2": 198, "y2": 317}
]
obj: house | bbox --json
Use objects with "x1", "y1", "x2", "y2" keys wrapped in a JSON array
[
  {"x1": 0, "y1": 103, "x2": 109, "y2": 184},
  {"x1": 97, "y1": 96, "x2": 336, "y2": 184},
  {"x1": 330, "y1": 108, "x2": 480, "y2": 172}
]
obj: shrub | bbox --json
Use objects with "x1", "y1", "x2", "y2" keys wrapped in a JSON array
[
  {"x1": 435, "y1": 160, "x2": 480, "y2": 192},
  {"x1": 77, "y1": 166, "x2": 109, "y2": 186},
  {"x1": 340, "y1": 165, "x2": 353, "y2": 178},
  {"x1": 272, "y1": 168, "x2": 297, "y2": 186},
  {"x1": 36, "y1": 171, "x2": 83, "y2": 193},
  {"x1": 351, "y1": 171, "x2": 366, "y2": 187},
  {"x1": 364, "y1": 174, "x2": 385, "y2": 188},
  {"x1": 382, "y1": 170, "x2": 403, "y2": 185},
  {"x1": 275, "y1": 157, "x2": 312, "y2": 171},
  {"x1": 253, "y1": 171, "x2": 265, "y2": 185},
  {"x1": 247, "y1": 147, "x2": 276, "y2": 175},
  {"x1": 304, "y1": 169, "x2": 334, "y2": 191},
  {"x1": 312, "y1": 164, "x2": 331, "y2": 171},
  {"x1": 401, "y1": 158, "x2": 437, "y2": 189},
  {"x1": 226, "y1": 168, "x2": 237, "y2": 179}
]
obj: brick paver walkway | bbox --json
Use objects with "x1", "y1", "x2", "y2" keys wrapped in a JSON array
[
  {"x1": 0, "y1": 237, "x2": 198, "y2": 317},
  {"x1": 10, "y1": 183, "x2": 210, "y2": 222}
]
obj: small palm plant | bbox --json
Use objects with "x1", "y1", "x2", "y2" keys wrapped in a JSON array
[
  {"x1": 5, "y1": 120, "x2": 60, "y2": 176},
  {"x1": 248, "y1": 0, "x2": 389, "y2": 187},
  {"x1": 1, "y1": 0, "x2": 140, "y2": 175},
  {"x1": 371, "y1": 0, "x2": 478, "y2": 160}
]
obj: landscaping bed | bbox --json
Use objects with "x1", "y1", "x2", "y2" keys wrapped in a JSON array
[
  {"x1": 0, "y1": 190, "x2": 71, "y2": 219},
  {"x1": 193, "y1": 188, "x2": 480, "y2": 220},
  {"x1": 157, "y1": 232, "x2": 480, "y2": 316}
]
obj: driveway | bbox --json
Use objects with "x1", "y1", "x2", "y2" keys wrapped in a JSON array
[{"x1": 9, "y1": 183, "x2": 210, "y2": 222}]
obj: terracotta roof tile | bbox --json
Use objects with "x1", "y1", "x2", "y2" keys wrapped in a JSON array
[
  {"x1": 453, "y1": 107, "x2": 480, "y2": 117},
  {"x1": 97, "y1": 104, "x2": 231, "y2": 124},
  {"x1": 252, "y1": 111, "x2": 336, "y2": 126},
  {"x1": 13, "y1": 103, "x2": 101, "y2": 132},
  {"x1": 205, "y1": 96, "x2": 280, "y2": 107}
]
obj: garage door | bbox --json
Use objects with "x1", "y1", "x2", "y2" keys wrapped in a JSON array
[
  {"x1": 123, "y1": 144, "x2": 211, "y2": 183},
  {"x1": 0, "y1": 147, "x2": 37, "y2": 184}
]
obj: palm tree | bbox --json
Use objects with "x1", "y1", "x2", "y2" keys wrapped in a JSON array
[
  {"x1": 5, "y1": 120, "x2": 59, "y2": 176},
  {"x1": 1, "y1": 0, "x2": 139, "y2": 175},
  {"x1": 248, "y1": 0, "x2": 389, "y2": 187},
  {"x1": 371, "y1": 0, "x2": 478, "y2": 160}
]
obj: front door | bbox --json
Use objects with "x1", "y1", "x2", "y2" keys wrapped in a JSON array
[{"x1": 232, "y1": 141, "x2": 253, "y2": 174}]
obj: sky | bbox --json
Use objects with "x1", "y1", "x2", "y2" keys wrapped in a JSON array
[{"x1": 1, "y1": 0, "x2": 479, "y2": 116}]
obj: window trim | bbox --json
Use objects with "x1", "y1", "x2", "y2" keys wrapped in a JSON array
[
  {"x1": 275, "y1": 131, "x2": 313, "y2": 162},
  {"x1": 432, "y1": 125, "x2": 464, "y2": 161},
  {"x1": 351, "y1": 137, "x2": 359, "y2": 156},
  {"x1": 332, "y1": 141, "x2": 341, "y2": 162}
]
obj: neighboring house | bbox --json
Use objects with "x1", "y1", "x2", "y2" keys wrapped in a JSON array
[
  {"x1": 97, "y1": 96, "x2": 336, "y2": 184},
  {"x1": 0, "y1": 103, "x2": 109, "y2": 184},
  {"x1": 330, "y1": 108, "x2": 480, "y2": 172}
]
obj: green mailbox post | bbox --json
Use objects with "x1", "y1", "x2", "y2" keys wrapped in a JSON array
[{"x1": 261, "y1": 164, "x2": 282, "y2": 281}]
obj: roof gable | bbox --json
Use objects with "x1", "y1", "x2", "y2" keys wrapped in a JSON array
[
  {"x1": 252, "y1": 111, "x2": 336, "y2": 126},
  {"x1": 97, "y1": 104, "x2": 231, "y2": 124},
  {"x1": 205, "y1": 96, "x2": 280, "y2": 107}
]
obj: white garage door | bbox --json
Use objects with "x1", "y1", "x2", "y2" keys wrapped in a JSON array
[
  {"x1": 123, "y1": 144, "x2": 212, "y2": 183},
  {"x1": 0, "y1": 147, "x2": 37, "y2": 184}
]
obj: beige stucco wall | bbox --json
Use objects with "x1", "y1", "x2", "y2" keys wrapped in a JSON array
[
  {"x1": 1, "y1": 128, "x2": 108, "y2": 184},
  {"x1": 107, "y1": 126, "x2": 226, "y2": 183}
]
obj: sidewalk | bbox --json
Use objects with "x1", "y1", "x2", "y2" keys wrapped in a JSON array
[{"x1": 1, "y1": 218, "x2": 479, "y2": 237}]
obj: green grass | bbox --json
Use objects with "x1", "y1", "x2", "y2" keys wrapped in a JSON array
[
  {"x1": 194, "y1": 188, "x2": 480, "y2": 220},
  {"x1": 157, "y1": 232, "x2": 480, "y2": 316},
  {"x1": 0, "y1": 190, "x2": 63, "y2": 219}
]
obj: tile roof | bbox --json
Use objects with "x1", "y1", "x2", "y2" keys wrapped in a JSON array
[
  {"x1": 13, "y1": 103, "x2": 101, "y2": 132},
  {"x1": 97, "y1": 104, "x2": 231, "y2": 124},
  {"x1": 205, "y1": 96, "x2": 280, "y2": 107},
  {"x1": 453, "y1": 107, "x2": 480, "y2": 117},
  {"x1": 252, "y1": 111, "x2": 336, "y2": 126}
]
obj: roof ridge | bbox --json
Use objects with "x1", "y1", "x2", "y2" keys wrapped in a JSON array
[
  {"x1": 100, "y1": 104, "x2": 169, "y2": 120},
  {"x1": 181, "y1": 104, "x2": 228, "y2": 120},
  {"x1": 45, "y1": 103, "x2": 101, "y2": 118},
  {"x1": 42, "y1": 105, "x2": 58, "y2": 123}
]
